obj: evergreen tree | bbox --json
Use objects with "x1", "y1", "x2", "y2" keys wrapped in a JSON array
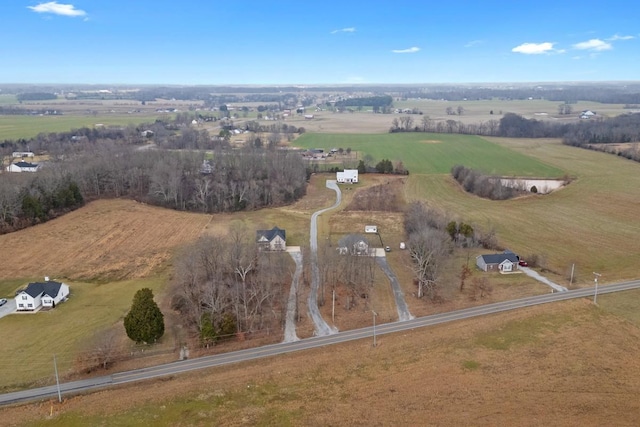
[{"x1": 124, "y1": 288, "x2": 164, "y2": 344}]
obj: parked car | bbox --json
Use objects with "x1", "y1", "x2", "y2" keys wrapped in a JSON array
[
  {"x1": 518, "y1": 260, "x2": 528, "y2": 267},
  {"x1": 0, "y1": 298, "x2": 7, "y2": 307}
]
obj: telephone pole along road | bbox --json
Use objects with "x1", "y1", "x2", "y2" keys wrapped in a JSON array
[{"x1": 2, "y1": 279, "x2": 639, "y2": 406}]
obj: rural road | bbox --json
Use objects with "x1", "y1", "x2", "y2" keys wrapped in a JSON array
[
  {"x1": 375, "y1": 257, "x2": 414, "y2": 321},
  {"x1": 3, "y1": 279, "x2": 640, "y2": 406},
  {"x1": 307, "y1": 180, "x2": 341, "y2": 336}
]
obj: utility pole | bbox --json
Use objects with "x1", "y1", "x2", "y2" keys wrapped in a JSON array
[
  {"x1": 332, "y1": 289, "x2": 335, "y2": 324},
  {"x1": 53, "y1": 354, "x2": 62, "y2": 403},
  {"x1": 372, "y1": 311, "x2": 378, "y2": 348},
  {"x1": 569, "y1": 263, "x2": 575, "y2": 288},
  {"x1": 593, "y1": 272, "x2": 601, "y2": 305}
]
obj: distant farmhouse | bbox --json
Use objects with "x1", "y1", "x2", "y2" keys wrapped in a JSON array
[
  {"x1": 12, "y1": 151, "x2": 35, "y2": 158},
  {"x1": 16, "y1": 278, "x2": 70, "y2": 311},
  {"x1": 338, "y1": 234, "x2": 373, "y2": 256},
  {"x1": 256, "y1": 226, "x2": 287, "y2": 251},
  {"x1": 336, "y1": 169, "x2": 358, "y2": 184},
  {"x1": 6, "y1": 161, "x2": 40, "y2": 173},
  {"x1": 476, "y1": 251, "x2": 519, "y2": 273},
  {"x1": 579, "y1": 110, "x2": 596, "y2": 119}
]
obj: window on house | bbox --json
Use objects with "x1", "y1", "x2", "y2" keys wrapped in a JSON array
[
  {"x1": 22, "y1": 295, "x2": 27, "y2": 300},
  {"x1": 19, "y1": 304, "x2": 24, "y2": 308},
  {"x1": 28, "y1": 303, "x2": 33, "y2": 308}
]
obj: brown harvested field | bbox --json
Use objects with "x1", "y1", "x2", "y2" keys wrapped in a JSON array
[
  {"x1": 0, "y1": 199, "x2": 212, "y2": 282},
  {"x1": 3, "y1": 296, "x2": 640, "y2": 426}
]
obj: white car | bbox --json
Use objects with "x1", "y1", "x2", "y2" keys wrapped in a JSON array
[{"x1": 0, "y1": 298, "x2": 7, "y2": 307}]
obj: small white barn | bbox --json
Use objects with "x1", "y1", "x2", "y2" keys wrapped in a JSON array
[
  {"x1": 364, "y1": 225, "x2": 377, "y2": 234},
  {"x1": 12, "y1": 152, "x2": 35, "y2": 158},
  {"x1": 16, "y1": 279, "x2": 70, "y2": 311},
  {"x1": 336, "y1": 169, "x2": 358, "y2": 184}
]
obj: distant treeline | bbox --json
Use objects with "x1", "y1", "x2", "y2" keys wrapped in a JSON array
[
  {"x1": 16, "y1": 92, "x2": 57, "y2": 101},
  {"x1": 0, "y1": 106, "x2": 62, "y2": 115},
  {"x1": 334, "y1": 95, "x2": 393, "y2": 108},
  {"x1": 402, "y1": 85, "x2": 640, "y2": 104}
]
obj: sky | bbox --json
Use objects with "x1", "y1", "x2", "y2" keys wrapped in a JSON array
[{"x1": 2, "y1": 1, "x2": 639, "y2": 85}]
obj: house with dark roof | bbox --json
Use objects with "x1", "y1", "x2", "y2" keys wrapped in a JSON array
[
  {"x1": 6, "y1": 161, "x2": 40, "y2": 173},
  {"x1": 256, "y1": 227, "x2": 286, "y2": 251},
  {"x1": 476, "y1": 251, "x2": 519, "y2": 273},
  {"x1": 16, "y1": 279, "x2": 70, "y2": 311},
  {"x1": 337, "y1": 234, "x2": 372, "y2": 256}
]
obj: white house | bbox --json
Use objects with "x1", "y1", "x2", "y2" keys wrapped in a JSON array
[
  {"x1": 12, "y1": 151, "x2": 35, "y2": 158},
  {"x1": 16, "y1": 279, "x2": 70, "y2": 311},
  {"x1": 256, "y1": 226, "x2": 287, "y2": 251},
  {"x1": 6, "y1": 161, "x2": 40, "y2": 173},
  {"x1": 476, "y1": 252, "x2": 519, "y2": 273},
  {"x1": 336, "y1": 169, "x2": 358, "y2": 184}
]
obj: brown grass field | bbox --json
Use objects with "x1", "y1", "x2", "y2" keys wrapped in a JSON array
[
  {"x1": 2, "y1": 295, "x2": 640, "y2": 426},
  {"x1": 1, "y1": 103, "x2": 640, "y2": 424}
]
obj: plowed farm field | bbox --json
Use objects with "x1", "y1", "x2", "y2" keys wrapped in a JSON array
[{"x1": 0, "y1": 199, "x2": 211, "y2": 282}]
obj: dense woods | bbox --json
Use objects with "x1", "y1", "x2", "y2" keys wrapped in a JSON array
[
  {"x1": 0, "y1": 145, "x2": 307, "y2": 233},
  {"x1": 0, "y1": 113, "x2": 308, "y2": 234}
]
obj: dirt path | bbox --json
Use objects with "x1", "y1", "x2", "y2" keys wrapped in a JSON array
[
  {"x1": 283, "y1": 249, "x2": 302, "y2": 342},
  {"x1": 519, "y1": 267, "x2": 568, "y2": 292}
]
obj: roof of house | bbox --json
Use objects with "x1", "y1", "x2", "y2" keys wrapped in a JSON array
[
  {"x1": 13, "y1": 161, "x2": 39, "y2": 168},
  {"x1": 256, "y1": 226, "x2": 286, "y2": 242},
  {"x1": 478, "y1": 253, "x2": 519, "y2": 264},
  {"x1": 21, "y1": 281, "x2": 65, "y2": 298}
]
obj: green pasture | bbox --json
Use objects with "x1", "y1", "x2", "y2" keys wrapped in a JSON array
[
  {"x1": 0, "y1": 113, "x2": 164, "y2": 140},
  {"x1": 0, "y1": 276, "x2": 168, "y2": 392},
  {"x1": 404, "y1": 138, "x2": 640, "y2": 284},
  {"x1": 295, "y1": 132, "x2": 564, "y2": 177},
  {"x1": 0, "y1": 94, "x2": 18, "y2": 105}
]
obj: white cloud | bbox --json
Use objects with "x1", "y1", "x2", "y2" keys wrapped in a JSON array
[
  {"x1": 511, "y1": 42, "x2": 556, "y2": 54},
  {"x1": 331, "y1": 27, "x2": 356, "y2": 34},
  {"x1": 464, "y1": 40, "x2": 483, "y2": 48},
  {"x1": 28, "y1": 2, "x2": 86, "y2": 17},
  {"x1": 573, "y1": 39, "x2": 612, "y2": 51},
  {"x1": 392, "y1": 47, "x2": 420, "y2": 54},
  {"x1": 607, "y1": 34, "x2": 634, "y2": 41}
]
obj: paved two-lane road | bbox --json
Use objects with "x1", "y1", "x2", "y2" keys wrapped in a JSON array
[{"x1": 3, "y1": 279, "x2": 640, "y2": 406}]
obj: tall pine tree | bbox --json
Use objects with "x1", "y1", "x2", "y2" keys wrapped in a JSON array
[{"x1": 124, "y1": 288, "x2": 165, "y2": 344}]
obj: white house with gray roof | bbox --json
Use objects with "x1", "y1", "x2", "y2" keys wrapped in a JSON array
[
  {"x1": 476, "y1": 252, "x2": 519, "y2": 273},
  {"x1": 16, "y1": 279, "x2": 69, "y2": 311}
]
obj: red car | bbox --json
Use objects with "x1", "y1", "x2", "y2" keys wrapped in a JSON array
[{"x1": 518, "y1": 260, "x2": 528, "y2": 267}]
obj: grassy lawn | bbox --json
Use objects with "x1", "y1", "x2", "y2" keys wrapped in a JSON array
[
  {"x1": 0, "y1": 276, "x2": 169, "y2": 392},
  {"x1": 295, "y1": 132, "x2": 564, "y2": 177}
]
